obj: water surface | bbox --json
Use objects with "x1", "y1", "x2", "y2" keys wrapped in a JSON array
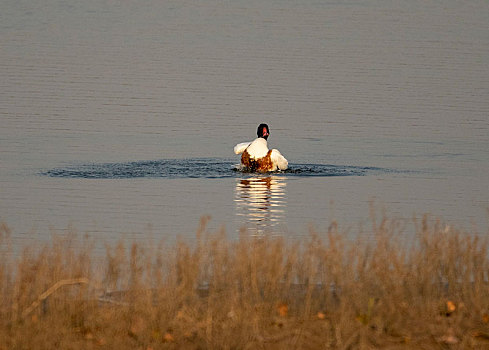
[{"x1": 1, "y1": 0, "x2": 488, "y2": 248}]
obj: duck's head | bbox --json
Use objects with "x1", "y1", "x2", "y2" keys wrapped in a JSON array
[{"x1": 257, "y1": 123, "x2": 270, "y2": 140}]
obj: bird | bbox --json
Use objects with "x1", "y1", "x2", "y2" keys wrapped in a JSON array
[{"x1": 234, "y1": 123, "x2": 288, "y2": 172}]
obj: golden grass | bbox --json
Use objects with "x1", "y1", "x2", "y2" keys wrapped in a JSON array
[{"x1": 1, "y1": 215, "x2": 489, "y2": 349}]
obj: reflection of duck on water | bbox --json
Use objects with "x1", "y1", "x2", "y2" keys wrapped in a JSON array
[
  {"x1": 234, "y1": 124, "x2": 288, "y2": 172},
  {"x1": 234, "y1": 176, "x2": 287, "y2": 234}
]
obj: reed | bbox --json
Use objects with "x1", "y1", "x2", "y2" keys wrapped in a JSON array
[{"x1": 0, "y1": 215, "x2": 488, "y2": 349}]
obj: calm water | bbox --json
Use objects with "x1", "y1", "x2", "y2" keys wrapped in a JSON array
[{"x1": 1, "y1": 0, "x2": 488, "y2": 247}]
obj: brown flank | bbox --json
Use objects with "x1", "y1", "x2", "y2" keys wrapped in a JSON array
[{"x1": 241, "y1": 149, "x2": 273, "y2": 172}]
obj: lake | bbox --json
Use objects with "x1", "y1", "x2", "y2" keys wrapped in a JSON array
[{"x1": 1, "y1": 0, "x2": 488, "y2": 249}]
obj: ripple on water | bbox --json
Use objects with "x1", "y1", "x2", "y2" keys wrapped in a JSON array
[{"x1": 41, "y1": 158, "x2": 393, "y2": 179}]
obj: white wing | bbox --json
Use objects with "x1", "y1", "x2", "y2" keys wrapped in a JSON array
[
  {"x1": 271, "y1": 149, "x2": 288, "y2": 170},
  {"x1": 234, "y1": 142, "x2": 251, "y2": 155}
]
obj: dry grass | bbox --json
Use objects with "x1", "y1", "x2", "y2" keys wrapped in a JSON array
[{"x1": 1, "y1": 215, "x2": 489, "y2": 349}]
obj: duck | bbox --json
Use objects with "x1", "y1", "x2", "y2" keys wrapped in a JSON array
[{"x1": 234, "y1": 123, "x2": 288, "y2": 172}]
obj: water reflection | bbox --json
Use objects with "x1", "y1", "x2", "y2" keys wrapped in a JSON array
[{"x1": 234, "y1": 176, "x2": 287, "y2": 235}]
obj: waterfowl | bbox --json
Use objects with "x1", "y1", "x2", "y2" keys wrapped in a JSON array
[{"x1": 234, "y1": 123, "x2": 288, "y2": 172}]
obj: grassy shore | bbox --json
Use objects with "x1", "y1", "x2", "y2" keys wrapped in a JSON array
[{"x1": 1, "y1": 215, "x2": 488, "y2": 349}]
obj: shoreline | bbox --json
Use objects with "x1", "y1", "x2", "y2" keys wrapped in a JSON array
[{"x1": 1, "y1": 216, "x2": 489, "y2": 348}]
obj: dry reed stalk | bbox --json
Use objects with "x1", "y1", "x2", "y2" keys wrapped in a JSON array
[{"x1": 21, "y1": 277, "x2": 90, "y2": 319}]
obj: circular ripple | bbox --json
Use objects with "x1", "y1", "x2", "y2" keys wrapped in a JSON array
[{"x1": 41, "y1": 158, "x2": 392, "y2": 179}]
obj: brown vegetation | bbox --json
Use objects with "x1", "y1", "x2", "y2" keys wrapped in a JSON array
[{"x1": 1, "y1": 216, "x2": 489, "y2": 349}]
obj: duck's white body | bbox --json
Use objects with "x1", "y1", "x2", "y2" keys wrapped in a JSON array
[{"x1": 234, "y1": 138, "x2": 288, "y2": 172}]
